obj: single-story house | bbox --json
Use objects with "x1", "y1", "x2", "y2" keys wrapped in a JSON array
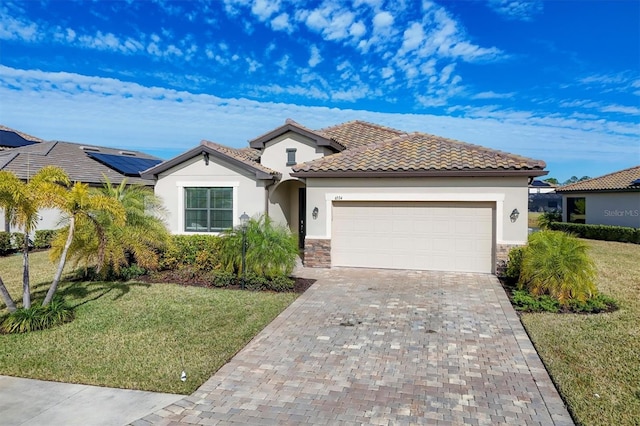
[
  {"x1": 0, "y1": 125, "x2": 43, "y2": 150},
  {"x1": 143, "y1": 119, "x2": 547, "y2": 274},
  {"x1": 556, "y1": 165, "x2": 640, "y2": 228},
  {"x1": 0, "y1": 128, "x2": 161, "y2": 233},
  {"x1": 528, "y1": 179, "x2": 561, "y2": 212}
]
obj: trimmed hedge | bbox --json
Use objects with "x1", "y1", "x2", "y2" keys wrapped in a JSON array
[
  {"x1": 160, "y1": 234, "x2": 222, "y2": 270},
  {"x1": 548, "y1": 222, "x2": 640, "y2": 244},
  {"x1": 0, "y1": 231, "x2": 11, "y2": 256},
  {"x1": 34, "y1": 229, "x2": 57, "y2": 249}
]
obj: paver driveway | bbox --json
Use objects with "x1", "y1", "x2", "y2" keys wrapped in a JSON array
[{"x1": 135, "y1": 268, "x2": 573, "y2": 425}]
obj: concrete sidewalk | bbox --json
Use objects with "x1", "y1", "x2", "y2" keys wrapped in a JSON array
[{"x1": 0, "y1": 375, "x2": 184, "y2": 426}]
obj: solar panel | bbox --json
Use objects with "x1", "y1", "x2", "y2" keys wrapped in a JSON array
[
  {"x1": 632, "y1": 178, "x2": 640, "y2": 186},
  {"x1": 0, "y1": 130, "x2": 39, "y2": 148},
  {"x1": 87, "y1": 152, "x2": 162, "y2": 176}
]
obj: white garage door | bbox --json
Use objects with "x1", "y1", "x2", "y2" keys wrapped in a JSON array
[{"x1": 331, "y1": 201, "x2": 494, "y2": 273}]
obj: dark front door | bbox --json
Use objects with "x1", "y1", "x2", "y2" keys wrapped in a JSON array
[{"x1": 298, "y1": 187, "x2": 306, "y2": 249}]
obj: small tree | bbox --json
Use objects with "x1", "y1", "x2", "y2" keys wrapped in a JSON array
[
  {"x1": 50, "y1": 178, "x2": 170, "y2": 277},
  {"x1": 45, "y1": 182, "x2": 125, "y2": 305},
  {"x1": 519, "y1": 230, "x2": 597, "y2": 305},
  {"x1": 0, "y1": 167, "x2": 69, "y2": 310},
  {"x1": 219, "y1": 215, "x2": 298, "y2": 279}
]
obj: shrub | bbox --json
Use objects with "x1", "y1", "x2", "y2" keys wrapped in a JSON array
[
  {"x1": 266, "y1": 275, "x2": 295, "y2": 292},
  {"x1": 33, "y1": 229, "x2": 57, "y2": 249},
  {"x1": 10, "y1": 232, "x2": 28, "y2": 250},
  {"x1": 1, "y1": 298, "x2": 74, "y2": 334},
  {"x1": 210, "y1": 270, "x2": 237, "y2": 288},
  {"x1": 537, "y1": 211, "x2": 562, "y2": 230},
  {"x1": 548, "y1": 222, "x2": 640, "y2": 244},
  {"x1": 504, "y1": 246, "x2": 526, "y2": 284},
  {"x1": 237, "y1": 272, "x2": 268, "y2": 291},
  {"x1": 511, "y1": 289, "x2": 560, "y2": 312},
  {"x1": 160, "y1": 235, "x2": 221, "y2": 270},
  {"x1": 0, "y1": 231, "x2": 12, "y2": 255},
  {"x1": 567, "y1": 294, "x2": 618, "y2": 313},
  {"x1": 219, "y1": 215, "x2": 298, "y2": 279},
  {"x1": 520, "y1": 230, "x2": 597, "y2": 305}
]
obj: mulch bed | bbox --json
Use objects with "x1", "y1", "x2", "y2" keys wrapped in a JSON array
[{"x1": 138, "y1": 269, "x2": 315, "y2": 294}]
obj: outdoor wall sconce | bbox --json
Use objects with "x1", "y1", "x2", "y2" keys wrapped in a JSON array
[
  {"x1": 203, "y1": 151, "x2": 209, "y2": 165},
  {"x1": 312, "y1": 207, "x2": 319, "y2": 220},
  {"x1": 510, "y1": 208, "x2": 520, "y2": 223}
]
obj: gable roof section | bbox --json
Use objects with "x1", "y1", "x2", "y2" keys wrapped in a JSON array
[
  {"x1": 292, "y1": 132, "x2": 547, "y2": 177},
  {"x1": 317, "y1": 120, "x2": 406, "y2": 150},
  {"x1": 557, "y1": 165, "x2": 640, "y2": 193},
  {"x1": 0, "y1": 141, "x2": 158, "y2": 185},
  {"x1": 249, "y1": 119, "x2": 345, "y2": 152},
  {"x1": 141, "y1": 140, "x2": 280, "y2": 180}
]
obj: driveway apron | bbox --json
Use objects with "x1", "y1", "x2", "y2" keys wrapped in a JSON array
[{"x1": 136, "y1": 268, "x2": 573, "y2": 425}]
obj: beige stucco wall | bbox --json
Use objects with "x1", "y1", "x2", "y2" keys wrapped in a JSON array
[
  {"x1": 259, "y1": 132, "x2": 332, "y2": 180},
  {"x1": 304, "y1": 176, "x2": 529, "y2": 245},
  {"x1": 154, "y1": 154, "x2": 266, "y2": 234},
  {"x1": 1, "y1": 207, "x2": 64, "y2": 234},
  {"x1": 563, "y1": 192, "x2": 640, "y2": 228}
]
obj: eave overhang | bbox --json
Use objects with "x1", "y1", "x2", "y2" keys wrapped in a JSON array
[
  {"x1": 249, "y1": 123, "x2": 344, "y2": 152},
  {"x1": 290, "y1": 169, "x2": 548, "y2": 179}
]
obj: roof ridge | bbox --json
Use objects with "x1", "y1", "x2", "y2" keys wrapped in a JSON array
[
  {"x1": 317, "y1": 120, "x2": 406, "y2": 135},
  {"x1": 559, "y1": 164, "x2": 640, "y2": 190}
]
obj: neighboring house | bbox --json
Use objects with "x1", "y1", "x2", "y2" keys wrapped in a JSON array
[
  {"x1": 0, "y1": 125, "x2": 44, "y2": 150},
  {"x1": 556, "y1": 165, "x2": 640, "y2": 228},
  {"x1": 0, "y1": 132, "x2": 161, "y2": 233},
  {"x1": 528, "y1": 179, "x2": 561, "y2": 212},
  {"x1": 143, "y1": 119, "x2": 547, "y2": 274}
]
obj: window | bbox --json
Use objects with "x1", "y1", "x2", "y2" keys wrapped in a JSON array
[
  {"x1": 567, "y1": 197, "x2": 586, "y2": 223},
  {"x1": 185, "y1": 187, "x2": 233, "y2": 232},
  {"x1": 286, "y1": 148, "x2": 297, "y2": 166}
]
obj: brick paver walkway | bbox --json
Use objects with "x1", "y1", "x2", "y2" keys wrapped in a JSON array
[{"x1": 134, "y1": 268, "x2": 573, "y2": 425}]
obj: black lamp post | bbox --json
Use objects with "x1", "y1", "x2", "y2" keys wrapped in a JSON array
[{"x1": 240, "y1": 212, "x2": 249, "y2": 289}]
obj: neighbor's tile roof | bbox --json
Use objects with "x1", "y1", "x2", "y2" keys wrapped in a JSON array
[
  {"x1": 557, "y1": 165, "x2": 640, "y2": 192},
  {"x1": 0, "y1": 141, "x2": 158, "y2": 185},
  {"x1": 201, "y1": 140, "x2": 279, "y2": 176},
  {"x1": 293, "y1": 132, "x2": 546, "y2": 174},
  {"x1": 0, "y1": 125, "x2": 45, "y2": 143},
  {"x1": 317, "y1": 120, "x2": 406, "y2": 150}
]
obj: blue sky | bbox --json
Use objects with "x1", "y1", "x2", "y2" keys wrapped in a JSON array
[{"x1": 0, "y1": 0, "x2": 638, "y2": 182}]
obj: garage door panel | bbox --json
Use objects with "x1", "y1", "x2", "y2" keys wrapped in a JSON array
[{"x1": 332, "y1": 201, "x2": 494, "y2": 273}]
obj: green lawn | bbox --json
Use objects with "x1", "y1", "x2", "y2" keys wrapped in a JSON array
[
  {"x1": 0, "y1": 251, "x2": 298, "y2": 394},
  {"x1": 528, "y1": 211, "x2": 542, "y2": 228},
  {"x1": 520, "y1": 240, "x2": 640, "y2": 426}
]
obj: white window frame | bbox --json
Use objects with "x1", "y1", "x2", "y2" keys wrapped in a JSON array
[{"x1": 176, "y1": 181, "x2": 239, "y2": 234}]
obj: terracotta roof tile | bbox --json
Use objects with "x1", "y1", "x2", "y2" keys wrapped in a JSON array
[
  {"x1": 557, "y1": 165, "x2": 640, "y2": 192},
  {"x1": 317, "y1": 120, "x2": 406, "y2": 150},
  {"x1": 293, "y1": 132, "x2": 546, "y2": 174},
  {"x1": 201, "y1": 140, "x2": 278, "y2": 176}
]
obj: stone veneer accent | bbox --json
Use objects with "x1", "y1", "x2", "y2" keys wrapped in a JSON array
[
  {"x1": 304, "y1": 239, "x2": 331, "y2": 268},
  {"x1": 496, "y1": 243, "x2": 525, "y2": 276}
]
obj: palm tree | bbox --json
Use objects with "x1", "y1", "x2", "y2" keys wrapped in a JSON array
[
  {"x1": 44, "y1": 182, "x2": 125, "y2": 305},
  {"x1": 49, "y1": 178, "x2": 169, "y2": 278},
  {"x1": 0, "y1": 167, "x2": 70, "y2": 310}
]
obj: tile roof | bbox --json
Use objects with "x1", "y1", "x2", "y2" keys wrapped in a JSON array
[
  {"x1": 0, "y1": 141, "x2": 158, "y2": 186},
  {"x1": 201, "y1": 140, "x2": 279, "y2": 177},
  {"x1": 292, "y1": 132, "x2": 546, "y2": 175},
  {"x1": 0, "y1": 125, "x2": 45, "y2": 143},
  {"x1": 317, "y1": 120, "x2": 405, "y2": 150},
  {"x1": 557, "y1": 165, "x2": 640, "y2": 192}
]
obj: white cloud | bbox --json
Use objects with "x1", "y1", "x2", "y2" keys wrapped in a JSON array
[
  {"x1": 401, "y1": 22, "x2": 424, "y2": 53},
  {"x1": 2, "y1": 67, "x2": 638, "y2": 181},
  {"x1": 349, "y1": 21, "x2": 366, "y2": 39},
  {"x1": 372, "y1": 11, "x2": 394, "y2": 33},
  {"x1": 251, "y1": 0, "x2": 280, "y2": 21},
  {"x1": 0, "y1": 10, "x2": 40, "y2": 41},
  {"x1": 487, "y1": 0, "x2": 543, "y2": 21},
  {"x1": 271, "y1": 12, "x2": 292, "y2": 32},
  {"x1": 472, "y1": 91, "x2": 515, "y2": 100},
  {"x1": 600, "y1": 104, "x2": 640, "y2": 115},
  {"x1": 308, "y1": 45, "x2": 323, "y2": 68},
  {"x1": 303, "y1": 4, "x2": 355, "y2": 41}
]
